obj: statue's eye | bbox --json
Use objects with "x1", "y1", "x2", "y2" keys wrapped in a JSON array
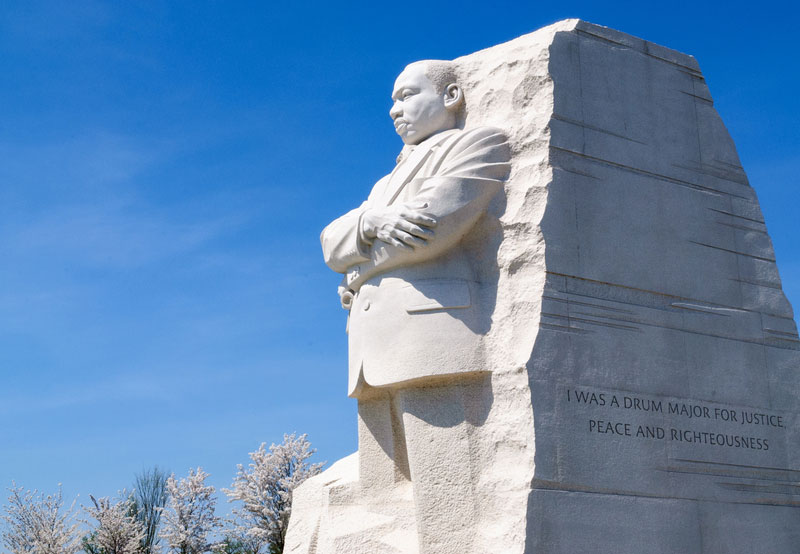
[{"x1": 402, "y1": 90, "x2": 415, "y2": 100}]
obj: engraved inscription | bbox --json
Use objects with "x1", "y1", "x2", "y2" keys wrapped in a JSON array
[{"x1": 566, "y1": 386, "x2": 784, "y2": 453}]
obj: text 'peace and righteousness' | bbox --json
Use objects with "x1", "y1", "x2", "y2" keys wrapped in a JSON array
[{"x1": 566, "y1": 387, "x2": 785, "y2": 452}]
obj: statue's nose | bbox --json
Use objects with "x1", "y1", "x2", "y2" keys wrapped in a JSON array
[{"x1": 389, "y1": 101, "x2": 402, "y2": 119}]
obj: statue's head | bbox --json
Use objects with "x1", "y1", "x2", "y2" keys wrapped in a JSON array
[{"x1": 390, "y1": 60, "x2": 464, "y2": 146}]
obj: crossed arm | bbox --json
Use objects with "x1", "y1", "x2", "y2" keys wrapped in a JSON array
[
  {"x1": 318, "y1": 195, "x2": 435, "y2": 274},
  {"x1": 321, "y1": 127, "x2": 511, "y2": 299}
]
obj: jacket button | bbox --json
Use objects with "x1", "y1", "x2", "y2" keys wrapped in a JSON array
[{"x1": 363, "y1": 300, "x2": 371, "y2": 311}]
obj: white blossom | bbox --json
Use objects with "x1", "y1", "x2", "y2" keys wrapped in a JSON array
[
  {"x1": 224, "y1": 433, "x2": 323, "y2": 554},
  {"x1": 1, "y1": 483, "x2": 82, "y2": 554},
  {"x1": 84, "y1": 491, "x2": 146, "y2": 554},
  {"x1": 159, "y1": 467, "x2": 221, "y2": 554}
]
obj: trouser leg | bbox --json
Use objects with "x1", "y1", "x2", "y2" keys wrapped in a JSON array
[
  {"x1": 395, "y1": 382, "x2": 483, "y2": 554},
  {"x1": 357, "y1": 391, "x2": 410, "y2": 495}
]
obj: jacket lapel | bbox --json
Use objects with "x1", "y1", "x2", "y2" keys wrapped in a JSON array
[{"x1": 382, "y1": 129, "x2": 458, "y2": 206}]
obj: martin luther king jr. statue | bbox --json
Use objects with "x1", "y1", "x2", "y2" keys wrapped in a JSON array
[
  {"x1": 319, "y1": 60, "x2": 510, "y2": 553},
  {"x1": 293, "y1": 21, "x2": 800, "y2": 554}
]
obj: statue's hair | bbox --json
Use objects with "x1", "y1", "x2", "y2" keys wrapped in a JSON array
[{"x1": 408, "y1": 59, "x2": 459, "y2": 93}]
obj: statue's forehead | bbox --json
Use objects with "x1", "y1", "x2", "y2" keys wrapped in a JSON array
[{"x1": 392, "y1": 64, "x2": 430, "y2": 94}]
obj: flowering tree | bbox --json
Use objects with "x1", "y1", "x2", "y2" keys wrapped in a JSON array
[
  {"x1": 224, "y1": 433, "x2": 323, "y2": 554},
  {"x1": 159, "y1": 467, "x2": 221, "y2": 554},
  {"x1": 1, "y1": 484, "x2": 82, "y2": 554},
  {"x1": 84, "y1": 491, "x2": 145, "y2": 554}
]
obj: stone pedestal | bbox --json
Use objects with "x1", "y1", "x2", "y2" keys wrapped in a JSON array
[{"x1": 286, "y1": 20, "x2": 800, "y2": 553}]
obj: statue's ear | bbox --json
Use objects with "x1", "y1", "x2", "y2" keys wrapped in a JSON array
[{"x1": 443, "y1": 83, "x2": 463, "y2": 111}]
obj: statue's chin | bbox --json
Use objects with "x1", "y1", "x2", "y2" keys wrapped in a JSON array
[
  {"x1": 400, "y1": 132, "x2": 426, "y2": 146},
  {"x1": 396, "y1": 129, "x2": 414, "y2": 145}
]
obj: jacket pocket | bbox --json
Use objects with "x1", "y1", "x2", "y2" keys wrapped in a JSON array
[{"x1": 403, "y1": 279, "x2": 471, "y2": 313}]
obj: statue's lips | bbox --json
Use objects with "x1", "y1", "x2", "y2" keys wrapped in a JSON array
[{"x1": 394, "y1": 120, "x2": 408, "y2": 133}]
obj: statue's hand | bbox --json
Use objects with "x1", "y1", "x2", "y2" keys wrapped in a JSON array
[{"x1": 361, "y1": 203, "x2": 437, "y2": 249}]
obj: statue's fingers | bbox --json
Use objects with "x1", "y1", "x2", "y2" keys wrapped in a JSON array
[
  {"x1": 403, "y1": 211, "x2": 438, "y2": 227},
  {"x1": 398, "y1": 221, "x2": 432, "y2": 239},
  {"x1": 393, "y1": 230, "x2": 424, "y2": 248},
  {"x1": 388, "y1": 236, "x2": 411, "y2": 249}
]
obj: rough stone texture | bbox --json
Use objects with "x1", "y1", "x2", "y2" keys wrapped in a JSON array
[{"x1": 286, "y1": 19, "x2": 800, "y2": 553}]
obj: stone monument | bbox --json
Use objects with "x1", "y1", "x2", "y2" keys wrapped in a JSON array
[{"x1": 285, "y1": 20, "x2": 800, "y2": 554}]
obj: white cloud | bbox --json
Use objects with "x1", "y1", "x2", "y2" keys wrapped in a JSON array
[
  {"x1": 0, "y1": 130, "x2": 256, "y2": 270},
  {"x1": 7, "y1": 201, "x2": 242, "y2": 269},
  {"x1": 0, "y1": 372, "x2": 170, "y2": 416}
]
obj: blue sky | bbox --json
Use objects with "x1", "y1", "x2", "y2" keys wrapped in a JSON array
[{"x1": 1, "y1": 0, "x2": 797, "y2": 517}]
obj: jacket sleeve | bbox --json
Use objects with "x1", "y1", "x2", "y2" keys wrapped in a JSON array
[
  {"x1": 346, "y1": 127, "x2": 511, "y2": 290},
  {"x1": 320, "y1": 201, "x2": 371, "y2": 273}
]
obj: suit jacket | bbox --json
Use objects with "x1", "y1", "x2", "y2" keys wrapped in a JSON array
[{"x1": 321, "y1": 126, "x2": 511, "y2": 397}]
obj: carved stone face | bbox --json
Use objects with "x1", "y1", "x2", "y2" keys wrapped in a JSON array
[{"x1": 390, "y1": 64, "x2": 457, "y2": 146}]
